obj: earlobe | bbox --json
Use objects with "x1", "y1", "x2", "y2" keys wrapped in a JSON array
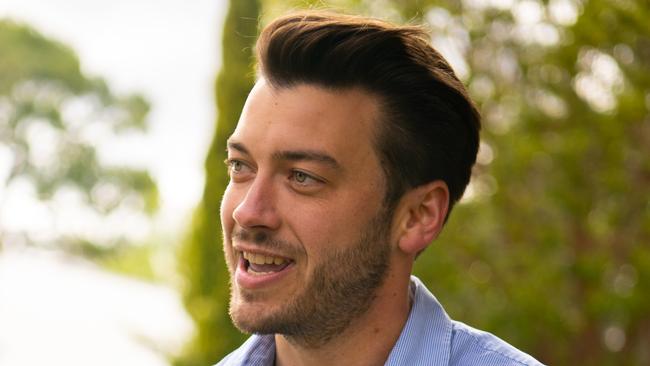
[{"x1": 397, "y1": 181, "x2": 449, "y2": 255}]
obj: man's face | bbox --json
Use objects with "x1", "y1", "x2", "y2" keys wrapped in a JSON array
[{"x1": 220, "y1": 80, "x2": 394, "y2": 345}]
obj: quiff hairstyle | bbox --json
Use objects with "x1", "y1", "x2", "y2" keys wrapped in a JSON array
[{"x1": 255, "y1": 11, "x2": 480, "y2": 217}]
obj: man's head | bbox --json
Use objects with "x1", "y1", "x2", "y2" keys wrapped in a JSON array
[
  {"x1": 256, "y1": 11, "x2": 480, "y2": 214},
  {"x1": 220, "y1": 11, "x2": 480, "y2": 347}
]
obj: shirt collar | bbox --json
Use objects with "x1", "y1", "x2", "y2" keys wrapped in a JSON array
[
  {"x1": 384, "y1": 275, "x2": 453, "y2": 366},
  {"x1": 237, "y1": 334, "x2": 275, "y2": 366}
]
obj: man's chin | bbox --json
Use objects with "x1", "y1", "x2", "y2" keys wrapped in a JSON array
[
  {"x1": 229, "y1": 303, "x2": 285, "y2": 335},
  {"x1": 229, "y1": 290, "x2": 277, "y2": 325}
]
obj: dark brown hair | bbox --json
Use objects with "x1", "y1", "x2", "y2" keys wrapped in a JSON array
[{"x1": 256, "y1": 11, "x2": 481, "y2": 217}]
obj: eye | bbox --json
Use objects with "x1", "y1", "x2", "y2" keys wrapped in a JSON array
[
  {"x1": 230, "y1": 160, "x2": 243, "y2": 172},
  {"x1": 289, "y1": 170, "x2": 323, "y2": 188},
  {"x1": 294, "y1": 171, "x2": 309, "y2": 183},
  {"x1": 225, "y1": 158, "x2": 253, "y2": 180}
]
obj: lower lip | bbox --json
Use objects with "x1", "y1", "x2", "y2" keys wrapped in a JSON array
[{"x1": 235, "y1": 255, "x2": 294, "y2": 290}]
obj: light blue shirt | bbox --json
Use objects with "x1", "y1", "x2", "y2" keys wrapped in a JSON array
[{"x1": 217, "y1": 276, "x2": 544, "y2": 365}]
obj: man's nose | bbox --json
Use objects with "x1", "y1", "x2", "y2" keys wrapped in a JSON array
[{"x1": 232, "y1": 176, "x2": 281, "y2": 230}]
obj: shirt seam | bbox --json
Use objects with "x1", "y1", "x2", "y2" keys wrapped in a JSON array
[{"x1": 453, "y1": 326, "x2": 532, "y2": 366}]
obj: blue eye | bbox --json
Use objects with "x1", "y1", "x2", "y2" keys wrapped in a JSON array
[
  {"x1": 230, "y1": 160, "x2": 242, "y2": 172},
  {"x1": 290, "y1": 170, "x2": 323, "y2": 188},
  {"x1": 225, "y1": 159, "x2": 252, "y2": 180},
  {"x1": 294, "y1": 171, "x2": 308, "y2": 183}
]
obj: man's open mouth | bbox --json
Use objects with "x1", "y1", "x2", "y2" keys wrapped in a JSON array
[{"x1": 241, "y1": 251, "x2": 292, "y2": 275}]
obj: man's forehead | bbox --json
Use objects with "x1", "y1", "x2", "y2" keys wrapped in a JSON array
[{"x1": 230, "y1": 80, "x2": 382, "y2": 165}]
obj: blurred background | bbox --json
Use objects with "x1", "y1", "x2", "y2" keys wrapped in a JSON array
[{"x1": 1, "y1": 0, "x2": 648, "y2": 365}]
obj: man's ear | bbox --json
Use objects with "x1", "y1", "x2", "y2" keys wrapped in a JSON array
[{"x1": 395, "y1": 180, "x2": 449, "y2": 255}]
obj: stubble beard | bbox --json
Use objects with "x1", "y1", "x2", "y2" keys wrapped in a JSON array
[{"x1": 228, "y1": 208, "x2": 393, "y2": 348}]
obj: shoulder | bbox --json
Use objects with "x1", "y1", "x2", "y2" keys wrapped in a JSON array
[
  {"x1": 215, "y1": 351, "x2": 238, "y2": 366},
  {"x1": 388, "y1": 277, "x2": 545, "y2": 366},
  {"x1": 214, "y1": 341, "x2": 249, "y2": 366},
  {"x1": 449, "y1": 320, "x2": 545, "y2": 366}
]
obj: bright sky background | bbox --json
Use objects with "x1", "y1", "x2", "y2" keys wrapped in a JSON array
[
  {"x1": 0, "y1": 1, "x2": 227, "y2": 364},
  {"x1": 0, "y1": 0, "x2": 227, "y2": 237},
  {"x1": 0, "y1": 247, "x2": 193, "y2": 365}
]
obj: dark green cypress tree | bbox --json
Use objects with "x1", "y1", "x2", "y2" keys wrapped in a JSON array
[{"x1": 176, "y1": 0, "x2": 260, "y2": 364}]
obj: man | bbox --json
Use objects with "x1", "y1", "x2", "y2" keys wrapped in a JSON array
[{"x1": 218, "y1": 11, "x2": 543, "y2": 366}]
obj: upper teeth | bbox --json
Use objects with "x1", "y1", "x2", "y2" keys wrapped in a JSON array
[{"x1": 242, "y1": 251, "x2": 287, "y2": 265}]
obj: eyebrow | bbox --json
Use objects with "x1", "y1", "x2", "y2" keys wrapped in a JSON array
[
  {"x1": 227, "y1": 140, "x2": 341, "y2": 170},
  {"x1": 272, "y1": 150, "x2": 341, "y2": 170},
  {"x1": 227, "y1": 141, "x2": 250, "y2": 155}
]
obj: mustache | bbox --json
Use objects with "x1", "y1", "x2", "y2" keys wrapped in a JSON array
[{"x1": 232, "y1": 228, "x2": 299, "y2": 254}]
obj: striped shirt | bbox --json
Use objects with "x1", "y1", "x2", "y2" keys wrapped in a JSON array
[{"x1": 216, "y1": 276, "x2": 544, "y2": 366}]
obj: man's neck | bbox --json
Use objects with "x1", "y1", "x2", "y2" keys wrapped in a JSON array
[{"x1": 274, "y1": 272, "x2": 413, "y2": 366}]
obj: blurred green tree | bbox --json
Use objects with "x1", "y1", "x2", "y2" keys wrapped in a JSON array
[
  {"x1": 178, "y1": 0, "x2": 650, "y2": 365},
  {"x1": 400, "y1": 1, "x2": 650, "y2": 365},
  {"x1": 175, "y1": 1, "x2": 260, "y2": 365},
  {"x1": 0, "y1": 20, "x2": 158, "y2": 250}
]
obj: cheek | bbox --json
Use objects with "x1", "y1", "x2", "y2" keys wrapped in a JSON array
[
  {"x1": 288, "y1": 203, "x2": 369, "y2": 254},
  {"x1": 316, "y1": 194, "x2": 383, "y2": 244}
]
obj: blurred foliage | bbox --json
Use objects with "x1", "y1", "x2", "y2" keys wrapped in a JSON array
[
  {"x1": 60, "y1": 237, "x2": 159, "y2": 280},
  {"x1": 178, "y1": 0, "x2": 650, "y2": 365},
  {"x1": 413, "y1": 1, "x2": 650, "y2": 365},
  {"x1": 0, "y1": 20, "x2": 158, "y2": 249},
  {"x1": 175, "y1": 1, "x2": 261, "y2": 365}
]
